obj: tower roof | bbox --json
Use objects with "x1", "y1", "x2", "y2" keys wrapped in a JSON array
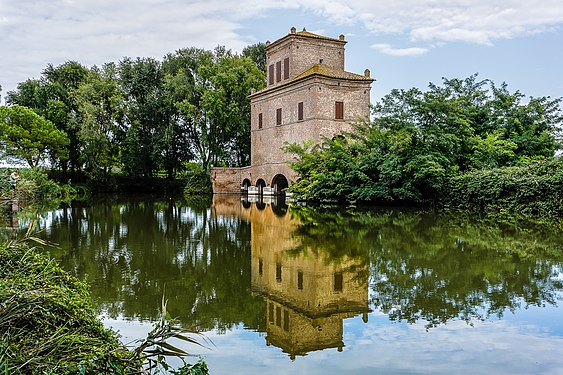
[
  {"x1": 266, "y1": 28, "x2": 346, "y2": 50},
  {"x1": 293, "y1": 64, "x2": 372, "y2": 82}
]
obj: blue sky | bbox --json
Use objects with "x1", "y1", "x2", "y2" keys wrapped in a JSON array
[{"x1": 1, "y1": 0, "x2": 562, "y2": 105}]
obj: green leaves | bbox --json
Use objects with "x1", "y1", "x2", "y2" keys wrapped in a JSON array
[
  {"x1": 0, "y1": 105, "x2": 69, "y2": 167},
  {"x1": 285, "y1": 75, "x2": 562, "y2": 207}
]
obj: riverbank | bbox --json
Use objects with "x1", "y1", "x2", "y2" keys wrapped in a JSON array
[
  {"x1": 0, "y1": 238, "x2": 210, "y2": 374},
  {"x1": 0, "y1": 240, "x2": 134, "y2": 373}
]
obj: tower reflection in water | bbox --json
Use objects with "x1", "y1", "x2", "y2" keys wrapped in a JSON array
[{"x1": 212, "y1": 195, "x2": 370, "y2": 360}]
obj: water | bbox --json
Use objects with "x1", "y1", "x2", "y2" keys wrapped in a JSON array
[{"x1": 5, "y1": 195, "x2": 563, "y2": 374}]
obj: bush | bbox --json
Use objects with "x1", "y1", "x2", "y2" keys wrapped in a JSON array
[
  {"x1": 441, "y1": 158, "x2": 563, "y2": 215},
  {"x1": 182, "y1": 164, "x2": 212, "y2": 195},
  {"x1": 0, "y1": 241, "x2": 133, "y2": 374}
]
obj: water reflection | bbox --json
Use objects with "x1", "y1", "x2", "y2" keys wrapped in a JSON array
[
  {"x1": 290, "y1": 207, "x2": 563, "y2": 329},
  {"x1": 7, "y1": 195, "x2": 563, "y2": 372},
  {"x1": 225, "y1": 196, "x2": 370, "y2": 358}
]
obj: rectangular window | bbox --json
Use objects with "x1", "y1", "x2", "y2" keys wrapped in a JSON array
[
  {"x1": 283, "y1": 310, "x2": 289, "y2": 331},
  {"x1": 335, "y1": 101, "x2": 344, "y2": 120},
  {"x1": 258, "y1": 113, "x2": 263, "y2": 129},
  {"x1": 269, "y1": 303, "x2": 274, "y2": 323},
  {"x1": 276, "y1": 306, "x2": 282, "y2": 327},
  {"x1": 334, "y1": 272, "x2": 343, "y2": 292},
  {"x1": 276, "y1": 61, "x2": 282, "y2": 82},
  {"x1": 284, "y1": 57, "x2": 289, "y2": 80},
  {"x1": 297, "y1": 271, "x2": 303, "y2": 290},
  {"x1": 269, "y1": 64, "x2": 274, "y2": 85},
  {"x1": 298, "y1": 102, "x2": 303, "y2": 121},
  {"x1": 276, "y1": 262, "x2": 282, "y2": 282},
  {"x1": 276, "y1": 108, "x2": 282, "y2": 126},
  {"x1": 258, "y1": 258, "x2": 263, "y2": 276}
]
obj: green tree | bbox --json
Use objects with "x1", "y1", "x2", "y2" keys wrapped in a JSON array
[
  {"x1": 119, "y1": 57, "x2": 169, "y2": 177},
  {"x1": 7, "y1": 62, "x2": 89, "y2": 175},
  {"x1": 285, "y1": 75, "x2": 562, "y2": 204},
  {"x1": 242, "y1": 42, "x2": 266, "y2": 74},
  {"x1": 163, "y1": 47, "x2": 264, "y2": 171},
  {"x1": 0, "y1": 105, "x2": 69, "y2": 167},
  {"x1": 72, "y1": 63, "x2": 125, "y2": 180}
]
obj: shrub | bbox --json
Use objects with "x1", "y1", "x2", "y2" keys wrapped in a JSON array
[{"x1": 441, "y1": 158, "x2": 563, "y2": 215}]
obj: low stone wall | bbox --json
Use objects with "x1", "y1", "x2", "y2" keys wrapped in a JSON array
[{"x1": 211, "y1": 166, "x2": 251, "y2": 194}]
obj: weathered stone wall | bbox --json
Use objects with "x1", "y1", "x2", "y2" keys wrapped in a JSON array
[
  {"x1": 266, "y1": 36, "x2": 346, "y2": 87},
  {"x1": 210, "y1": 167, "x2": 251, "y2": 194},
  {"x1": 250, "y1": 76, "x2": 371, "y2": 182}
]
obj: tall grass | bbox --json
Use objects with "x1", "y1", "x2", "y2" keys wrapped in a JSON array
[{"x1": 0, "y1": 233, "x2": 209, "y2": 374}]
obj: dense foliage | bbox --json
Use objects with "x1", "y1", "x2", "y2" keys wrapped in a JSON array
[
  {"x1": 0, "y1": 239, "x2": 210, "y2": 374},
  {"x1": 0, "y1": 241, "x2": 132, "y2": 373},
  {"x1": 0, "y1": 168, "x2": 78, "y2": 201},
  {"x1": 288, "y1": 205, "x2": 563, "y2": 329},
  {"x1": 0, "y1": 105, "x2": 69, "y2": 167},
  {"x1": 285, "y1": 75, "x2": 563, "y2": 211},
  {"x1": 4, "y1": 46, "x2": 265, "y2": 182}
]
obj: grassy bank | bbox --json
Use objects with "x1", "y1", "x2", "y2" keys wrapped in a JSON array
[
  {"x1": 1, "y1": 168, "x2": 84, "y2": 202},
  {"x1": 0, "y1": 239, "x2": 209, "y2": 374},
  {"x1": 0, "y1": 240, "x2": 135, "y2": 373}
]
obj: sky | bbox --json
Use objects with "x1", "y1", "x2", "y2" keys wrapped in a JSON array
[{"x1": 1, "y1": 0, "x2": 563, "y2": 106}]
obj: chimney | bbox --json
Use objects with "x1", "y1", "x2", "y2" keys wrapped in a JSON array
[
  {"x1": 290, "y1": 27, "x2": 296, "y2": 34},
  {"x1": 339, "y1": 34, "x2": 345, "y2": 41},
  {"x1": 364, "y1": 69, "x2": 370, "y2": 78}
]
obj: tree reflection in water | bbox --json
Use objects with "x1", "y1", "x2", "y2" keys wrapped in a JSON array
[
  {"x1": 22, "y1": 195, "x2": 563, "y2": 356},
  {"x1": 290, "y1": 207, "x2": 563, "y2": 329}
]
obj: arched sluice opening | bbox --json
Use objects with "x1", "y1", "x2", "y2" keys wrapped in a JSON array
[
  {"x1": 271, "y1": 174, "x2": 289, "y2": 195},
  {"x1": 241, "y1": 178, "x2": 251, "y2": 193},
  {"x1": 272, "y1": 195, "x2": 288, "y2": 217},
  {"x1": 256, "y1": 179, "x2": 266, "y2": 195}
]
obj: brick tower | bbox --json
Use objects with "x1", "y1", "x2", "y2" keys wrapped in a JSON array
[{"x1": 211, "y1": 27, "x2": 373, "y2": 194}]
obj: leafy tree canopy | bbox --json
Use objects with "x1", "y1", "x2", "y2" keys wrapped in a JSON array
[
  {"x1": 0, "y1": 105, "x2": 69, "y2": 167},
  {"x1": 285, "y1": 74, "x2": 563, "y2": 205}
]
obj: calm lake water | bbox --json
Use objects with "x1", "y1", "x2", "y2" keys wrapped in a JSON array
[{"x1": 4, "y1": 195, "x2": 563, "y2": 374}]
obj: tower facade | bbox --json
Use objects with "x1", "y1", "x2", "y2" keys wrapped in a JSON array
[{"x1": 211, "y1": 28, "x2": 373, "y2": 194}]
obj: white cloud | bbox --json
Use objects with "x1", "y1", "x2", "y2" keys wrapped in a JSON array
[
  {"x1": 298, "y1": 0, "x2": 563, "y2": 45},
  {"x1": 371, "y1": 43, "x2": 429, "y2": 56},
  {"x1": 1, "y1": 0, "x2": 562, "y2": 101}
]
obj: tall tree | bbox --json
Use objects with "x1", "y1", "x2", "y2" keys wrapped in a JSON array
[
  {"x1": 7, "y1": 62, "x2": 89, "y2": 175},
  {"x1": 163, "y1": 47, "x2": 264, "y2": 171},
  {"x1": 242, "y1": 43, "x2": 266, "y2": 74},
  {"x1": 72, "y1": 63, "x2": 124, "y2": 179},
  {"x1": 119, "y1": 57, "x2": 169, "y2": 177},
  {"x1": 0, "y1": 105, "x2": 69, "y2": 167}
]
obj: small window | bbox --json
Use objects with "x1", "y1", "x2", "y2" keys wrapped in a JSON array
[
  {"x1": 335, "y1": 101, "x2": 344, "y2": 120},
  {"x1": 319, "y1": 58, "x2": 323, "y2": 64},
  {"x1": 258, "y1": 258, "x2": 263, "y2": 276},
  {"x1": 269, "y1": 64, "x2": 274, "y2": 85},
  {"x1": 298, "y1": 102, "x2": 303, "y2": 121},
  {"x1": 276, "y1": 306, "x2": 282, "y2": 327},
  {"x1": 258, "y1": 113, "x2": 263, "y2": 129},
  {"x1": 284, "y1": 57, "x2": 289, "y2": 80},
  {"x1": 297, "y1": 271, "x2": 303, "y2": 290},
  {"x1": 276, "y1": 108, "x2": 282, "y2": 126},
  {"x1": 334, "y1": 272, "x2": 343, "y2": 292},
  {"x1": 276, "y1": 262, "x2": 282, "y2": 282},
  {"x1": 276, "y1": 61, "x2": 282, "y2": 82},
  {"x1": 269, "y1": 303, "x2": 274, "y2": 323}
]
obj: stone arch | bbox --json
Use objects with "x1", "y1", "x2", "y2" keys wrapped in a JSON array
[
  {"x1": 271, "y1": 174, "x2": 289, "y2": 195},
  {"x1": 241, "y1": 178, "x2": 251, "y2": 192},
  {"x1": 256, "y1": 178, "x2": 266, "y2": 195}
]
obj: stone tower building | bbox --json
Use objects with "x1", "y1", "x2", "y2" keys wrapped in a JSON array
[{"x1": 211, "y1": 27, "x2": 373, "y2": 194}]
